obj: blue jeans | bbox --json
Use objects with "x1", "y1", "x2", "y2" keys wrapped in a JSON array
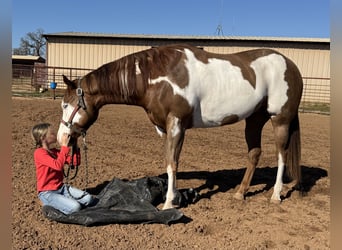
[{"x1": 38, "y1": 184, "x2": 93, "y2": 215}]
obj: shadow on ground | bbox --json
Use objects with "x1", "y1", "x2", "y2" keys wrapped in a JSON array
[
  {"x1": 160, "y1": 165, "x2": 328, "y2": 202},
  {"x1": 86, "y1": 165, "x2": 327, "y2": 207}
]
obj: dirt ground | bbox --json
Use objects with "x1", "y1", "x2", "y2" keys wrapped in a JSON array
[{"x1": 12, "y1": 97, "x2": 330, "y2": 249}]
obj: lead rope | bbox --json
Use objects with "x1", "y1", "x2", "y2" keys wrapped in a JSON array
[
  {"x1": 81, "y1": 132, "x2": 89, "y2": 192},
  {"x1": 65, "y1": 133, "x2": 89, "y2": 200}
]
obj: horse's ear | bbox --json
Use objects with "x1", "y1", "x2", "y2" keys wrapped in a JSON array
[{"x1": 62, "y1": 75, "x2": 77, "y2": 89}]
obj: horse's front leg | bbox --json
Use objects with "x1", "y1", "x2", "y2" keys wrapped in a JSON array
[{"x1": 163, "y1": 116, "x2": 185, "y2": 210}]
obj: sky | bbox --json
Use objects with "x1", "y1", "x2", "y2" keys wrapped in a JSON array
[{"x1": 12, "y1": 0, "x2": 330, "y2": 49}]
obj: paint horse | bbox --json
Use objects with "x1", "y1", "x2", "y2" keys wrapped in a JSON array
[{"x1": 57, "y1": 44, "x2": 303, "y2": 210}]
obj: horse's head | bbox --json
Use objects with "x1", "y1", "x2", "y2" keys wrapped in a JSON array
[{"x1": 57, "y1": 75, "x2": 99, "y2": 144}]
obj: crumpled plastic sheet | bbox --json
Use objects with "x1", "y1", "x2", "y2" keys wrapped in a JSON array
[{"x1": 42, "y1": 176, "x2": 198, "y2": 226}]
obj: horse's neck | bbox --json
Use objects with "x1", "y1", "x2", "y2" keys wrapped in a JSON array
[
  {"x1": 91, "y1": 73, "x2": 145, "y2": 108},
  {"x1": 93, "y1": 89, "x2": 138, "y2": 108}
]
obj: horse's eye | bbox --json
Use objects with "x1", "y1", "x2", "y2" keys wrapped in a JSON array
[{"x1": 62, "y1": 104, "x2": 68, "y2": 109}]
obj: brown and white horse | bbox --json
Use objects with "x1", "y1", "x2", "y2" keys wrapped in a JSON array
[{"x1": 57, "y1": 44, "x2": 303, "y2": 210}]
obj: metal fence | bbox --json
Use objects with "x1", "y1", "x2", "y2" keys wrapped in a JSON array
[
  {"x1": 12, "y1": 64, "x2": 93, "y2": 95},
  {"x1": 299, "y1": 77, "x2": 330, "y2": 114},
  {"x1": 12, "y1": 64, "x2": 330, "y2": 114}
]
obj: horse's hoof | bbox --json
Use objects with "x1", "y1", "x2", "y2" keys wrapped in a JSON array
[
  {"x1": 162, "y1": 202, "x2": 174, "y2": 210},
  {"x1": 233, "y1": 192, "x2": 244, "y2": 200}
]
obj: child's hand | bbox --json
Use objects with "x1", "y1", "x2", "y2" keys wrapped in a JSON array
[{"x1": 60, "y1": 133, "x2": 70, "y2": 147}]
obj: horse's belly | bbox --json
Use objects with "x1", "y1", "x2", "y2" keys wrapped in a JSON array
[{"x1": 192, "y1": 94, "x2": 262, "y2": 128}]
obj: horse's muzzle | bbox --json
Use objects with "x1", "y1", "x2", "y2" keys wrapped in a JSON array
[
  {"x1": 68, "y1": 123, "x2": 86, "y2": 137},
  {"x1": 68, "y1": 136, "x2": 77, "y2": 147}
]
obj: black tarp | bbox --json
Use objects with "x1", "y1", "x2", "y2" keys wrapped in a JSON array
[{"x1": 42, "y1": 176, "x2": 198, "y2": 226}]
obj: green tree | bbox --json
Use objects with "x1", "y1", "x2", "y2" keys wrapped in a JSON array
[{"x1": 12, "y1": 28, "x2": 46, "y2": 57}]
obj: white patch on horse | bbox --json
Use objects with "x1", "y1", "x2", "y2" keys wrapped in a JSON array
[
  {"x1": 183, "y1": 49, "x2": 265, "y2": 127},
  {"x1": 171, "y1": 117, "x2": 181, "y2": 137},
  {"x1": 149, "y1": 75, "x2": 196, "y2": 104},
  {"x1": 250, "y1": 53, "x2": 288, "y2": 115},
  {"x1": 135, "y1": 60, "x2": 141, "y2": 75},
  {"x1": 57, "y1": 100, "x2": 81, "y2": 144},
  {"x1": 155, "y1": 126, "x2": 165, "y2": 137},
  {"x1": 271, "y1": 153, "x2": 285, "y2": 201},
  {"x1": 163, "y1": 164, "x2": 176, "y2": 209}
]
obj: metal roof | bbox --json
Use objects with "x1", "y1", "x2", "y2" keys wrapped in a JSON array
[
  {"x1": 43, "y1": 32, "x2": 330, "y2": 44},
  {"x1": 12, "y1": 55, "x2": 46, "y2": 62},
  {"x1": 12, "y1": 55, "x2": 42, "y2": 60}
]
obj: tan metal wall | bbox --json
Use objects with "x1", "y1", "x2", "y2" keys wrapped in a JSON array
[
  {"x1": 47, "y1": 37, "x2": 150, "y2": 69},
  {"x1": 46, "y1": 35, "x2": 330, "y2": 103}
]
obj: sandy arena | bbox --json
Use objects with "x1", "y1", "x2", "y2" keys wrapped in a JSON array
[{"x1": 12, "y1": 97, "x2": 329, "y2": 249}]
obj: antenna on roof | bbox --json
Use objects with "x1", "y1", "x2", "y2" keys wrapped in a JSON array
[
  {"x1": 215, "y1": 0, "x2": 224, "y2": 36},
  {"x1": 216, "y1": 24, "x2": 224, "y2": 36}
]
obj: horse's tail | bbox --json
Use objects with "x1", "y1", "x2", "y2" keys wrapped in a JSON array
[{"x1": 285, "y1": 113, "x2": 302, "y2": 186}]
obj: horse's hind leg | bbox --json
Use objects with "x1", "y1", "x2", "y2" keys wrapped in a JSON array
[
  {"x1": 270, "y1": 113, "x2": 301, "y2": 203},
  {"x1": 234, "y1": 111, "x2": 269, "y2": 200},
  {"x1": 270, "y1": 119, "x2": 289, "y2": 203}
]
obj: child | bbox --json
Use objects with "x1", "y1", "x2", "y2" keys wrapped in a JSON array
[{"x1": 31, "y1": 123, "x2": 94, "y2": 215}]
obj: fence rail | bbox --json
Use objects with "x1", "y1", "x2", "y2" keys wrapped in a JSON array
[{"x1": 12, "y1": 64, "x2": 330, "y2": 114}]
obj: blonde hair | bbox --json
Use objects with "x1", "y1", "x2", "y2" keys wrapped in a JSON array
[{"x1": 31, "y1": 123, "x2": 51, "y2": 148}]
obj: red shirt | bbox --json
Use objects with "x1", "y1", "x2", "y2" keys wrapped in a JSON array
[{"x1": 34, "y1": 146, "x2": 77, "y2": 192}]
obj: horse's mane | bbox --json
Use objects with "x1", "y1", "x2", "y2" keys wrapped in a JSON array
[{"x1": 82, "y1": 45, "x2": 186, "y2": 103}]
